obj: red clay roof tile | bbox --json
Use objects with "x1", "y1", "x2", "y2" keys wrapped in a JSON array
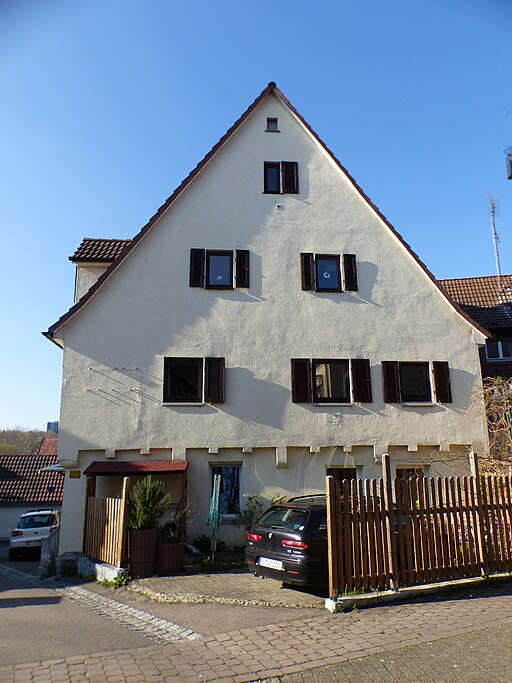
[
  {"x1": 69, "y1": 238, "x2": 131, "y2": 262},
  {"x1": 439, "y1": 275, "x2": 512, "y2": 330},
  {"x1": 0, "y1": 454, "x2": 64, "y2": 505}
]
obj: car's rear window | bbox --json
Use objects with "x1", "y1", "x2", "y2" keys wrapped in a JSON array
[
  {"x1": 256, "y1": 506, "x2": 309, "y2": 531},
  {"x1": 18, "y1": 514, "x2": 53, "y2": 529}
]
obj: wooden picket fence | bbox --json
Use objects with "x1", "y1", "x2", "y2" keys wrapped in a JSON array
[
  {"x1": 326, "y1": 453, "x2": 512, "y2": 598},
  {"x1": 83, "y1": 478, "x2": 129, "y2": 567}
]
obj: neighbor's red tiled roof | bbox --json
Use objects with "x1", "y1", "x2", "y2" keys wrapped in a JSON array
[
  {"x1": 439, "y1": 275, "x2": 512, "y2": 330},
  {"x1": 38, "y1": 437, "x2": 58, "y2": 456},
  {"x1": 83, "y1": 460, "x2": 188, "y2": 476},
  {"x1": 69, "y1": 238, "x2": 131, "y2": 262},
  {"x1": 0, "y1": 454, "x2": 64, "y2": 505},
  {"x1": 45, "y1": 82, "x2": 488, "y2": 342}
]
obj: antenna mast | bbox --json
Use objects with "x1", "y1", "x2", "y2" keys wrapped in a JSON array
[{"x1": 489, "y1": 192, "x2": 504, "y2": 298}]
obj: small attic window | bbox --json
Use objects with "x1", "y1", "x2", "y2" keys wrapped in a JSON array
[{"x1": 266, "y1": 117, "x2": 279, "y2": 132}]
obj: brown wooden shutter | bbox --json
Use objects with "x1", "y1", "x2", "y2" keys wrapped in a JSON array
[
  {"x1": 352, "y1": 359, "x2": 372, "y2": 402},
  {"x1": 291, "y1": 359, "x2": 311, "y2": 402},
  {"x1": 205, "y1": 357, "x2": 225, "y2": 403},
  {"x1": 282, "y1": 161, "x2": 299, "y2": 194},
  {"x1": 343, "y1": 254, "x2": 358, "y2": 291},
  {"x1": 300, "y1": 253, "x2": 315, "y2": 290},
  {"x1": 382, "y1": 361, "x2": 400, "y2": 402},
  {"x1": 235, "y1": 250, "x2": 250, "y2": 288},
  {"x1": 433, "y1": 361, "x2": 452, "y2": 403},
  {"x1": 189, "y1": 249, "x2": 205, "y2": 287}
]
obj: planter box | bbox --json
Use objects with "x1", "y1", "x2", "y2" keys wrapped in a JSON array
[
  {"x1": 129, "y1": 528, "x2": 157, "y2": 578},
  {"x1": 157, "y1": 542, "x2": 184, "y2": 575}
]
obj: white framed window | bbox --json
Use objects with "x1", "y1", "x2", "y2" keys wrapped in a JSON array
[
  {"x1": 210, "y1": 464, "x2": 241, "y2": 516},
  {"x1": 485, "y1": 340, "x2": 512, "y2": 361}
]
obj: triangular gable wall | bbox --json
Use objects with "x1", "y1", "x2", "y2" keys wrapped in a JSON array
[{"x1": 45, "y1": 83, "x2": 487, "y2": 344}]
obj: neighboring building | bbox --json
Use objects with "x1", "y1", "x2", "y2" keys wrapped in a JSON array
[
  {"x1": 46, "y1": 421, "x2": 59, "y2": 434},
  {"x1": 440, "y1": 275, "x2": 512, "y2": 380},
  {"x1": 0, "y1": 453, "x2": 64, "y2": 540},
  {"x1": 45, "y1": 82, "x2": 489, "y2": 555},
  {"x1": 38, "y1": 436, "x2": 58, "y2": 456}
]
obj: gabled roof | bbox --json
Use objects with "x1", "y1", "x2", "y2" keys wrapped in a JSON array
[
  {"x1": 70, "y1": 238, "x2": 131, "y2": 263},
  {"x1": 439, "y1": 275, "x2": 512, "y2": 330},
  {"x1": 44, "y1": 82, "x2": 488, "y2": 344},
  {"x1": 38, "y1": 436, "x2": 58, "y2": 456},
  {"x1": 0, "y1": 454, "x2": 64, "y2": 505}
]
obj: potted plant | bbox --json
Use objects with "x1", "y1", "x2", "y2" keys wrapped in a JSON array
[
  {"x1": 128, "y1": 476, "x2": 172, "y2": 578},
  {"x1": 157, "y1": 513, "x2": 185, "y2": 575}
]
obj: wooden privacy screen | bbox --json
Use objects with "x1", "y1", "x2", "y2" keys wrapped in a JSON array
[{"x1": 84, "y1": 478, "x2": 129, "y2": 568}]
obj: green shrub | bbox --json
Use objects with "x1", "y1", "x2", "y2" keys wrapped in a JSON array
[{"x1": 128, "y1": 476, "x2": 172, "y2": 530}]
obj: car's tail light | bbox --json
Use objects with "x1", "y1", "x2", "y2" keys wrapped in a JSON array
[
  {"x1": 281, "y1": 539, "x2": 308, "y2": 549},
  {"x1": 247, "y1": 533, "x2": 262, "y2": 542},
  {"x1": 11, "y1": 530, "x2": 23, "y2": 537}
]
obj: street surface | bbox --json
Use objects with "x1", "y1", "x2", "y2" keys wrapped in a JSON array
[{"x1": 1, "y1": 542, "x2": 512, "y2": 682}]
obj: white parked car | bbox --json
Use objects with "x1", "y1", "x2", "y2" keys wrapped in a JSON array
[{"x1": 9, "y1": 509, "x2": 60, "y2": 560}]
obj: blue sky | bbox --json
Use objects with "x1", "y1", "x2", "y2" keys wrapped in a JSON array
[{"x1": 1, "y1": 0, "x2": 511, "y2": 429}]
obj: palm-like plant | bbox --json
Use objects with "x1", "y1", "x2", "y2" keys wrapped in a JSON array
[{"x1": 128, "y1": 476, "x2": 172, "y2": 530}]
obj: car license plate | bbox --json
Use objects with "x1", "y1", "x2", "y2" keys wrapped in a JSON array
[
  {"x1": 257, "y1": 557, "x2": 284, "y2": 571},
  {"x1": 26, "y1": 541, "x2": 41, "y2": 547}
]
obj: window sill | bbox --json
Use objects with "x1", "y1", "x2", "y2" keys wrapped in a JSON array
[
  {"x1": 313, "y1": 402, "x2": 354, "y2": 407},
  {"x1": 400, "y1": 402, "x2": 437, "y2": 407},
  {"x1": 162, "y1": 402, "x2": 205, "y2": 406}
]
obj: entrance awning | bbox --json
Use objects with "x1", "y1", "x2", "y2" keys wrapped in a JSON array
[{"x1": 83, "y1": 460, "x2": 188, "y2": 476}]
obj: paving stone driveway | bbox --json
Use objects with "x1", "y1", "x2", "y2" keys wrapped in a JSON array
[{"x1": 128, "y1": 568, "x2": 326, "y2": 609}]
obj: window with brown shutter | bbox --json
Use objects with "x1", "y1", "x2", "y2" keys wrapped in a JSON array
[
  {"x1": 291, "y1": 359, "x2": 311, "y2": 402},
  {"x1": 300, "y1": 253, "x2": 315, "y2": 291},
  {"x1": 433, "y1": 361, "x2": 452, "y2": 403},
  {"x1": 382, "y1": 361, "x2": 450, "y2": 403},
  {"x1": 189, "y1": 249, "x2": 205, "y2": 287},
  {"x1": 263, "y1": 161, "x2": 299, "y2": 194},
  {"x1": 301, "y1": 253, "x2": 358, "y2": 293},
  {"x1": 190, "y1": 249, "x2": 249, "y2": 290},
  {"x1": 282, "y1": 161, "x2": 299, "y2": 194},
  {"x1": 343, "y1": 254, "x2": 358, "y2": 291},
  {"x1": 235, "y1": 250, "x2": 250, "y2": 288},
  {"x1": 292, "y1": 358, "x2": 372, "y2": 404},
  {"x1": 382, "y1": 361, "x2": 400, "y2": 403},
  {"x1": 352, "y1": 359, "x2": 372, "y2": 402},
  {"x1": 163, "y1": 357, "x2": 225, "y2": 403},
  {"x1": 205, "y1": 357, "x2": 225, "y2": 403}
]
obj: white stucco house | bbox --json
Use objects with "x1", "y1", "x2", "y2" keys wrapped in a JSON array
[{"x1": 45, "y1": 82, "x2": 489, "y2": 555}]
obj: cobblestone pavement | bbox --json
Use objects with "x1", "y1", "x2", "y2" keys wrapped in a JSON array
[
  {"x1": 282, "y1": 620, "x2": 512, "y2": 683},
  {"x1": 0, "y1": 571, "x2": 511, "y2": 682}
]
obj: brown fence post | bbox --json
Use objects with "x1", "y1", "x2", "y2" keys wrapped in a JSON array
[
  {"x1": 469, "y1": 451, "x2": 488, "y2": 577},
  {"x1": 83, "y1": 475, "x2": 96, "y2": 556},
  {"x1": 381, "y1": 454, "x2": 399, "y2": 590},
  {"x1": 326, "y1": 475, "x2": 342, "y2": 599},
  {"x1": 117, "y1": 477, "x2": 130, "y2": 569}
]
